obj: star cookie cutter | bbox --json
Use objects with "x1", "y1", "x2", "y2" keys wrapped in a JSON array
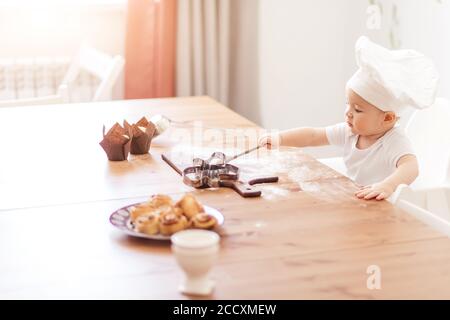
[{"x1": 182, "y1": 152, "x2": 240, "y2": 188}]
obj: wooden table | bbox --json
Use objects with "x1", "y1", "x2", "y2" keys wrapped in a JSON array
[{"x1": 1, "y1": 96, "x2": 450, "y2": 299}]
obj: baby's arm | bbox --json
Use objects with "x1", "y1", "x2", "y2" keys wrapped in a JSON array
[
  {"x1": 355, "y1": 154, "x2": 419, "y2": 200},
  {"x1": 259, "y1": 127, "x2": 329, "y2": 149}
]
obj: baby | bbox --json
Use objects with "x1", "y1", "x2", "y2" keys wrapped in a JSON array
[{"x1": 259, "y1": 36, "x2": 439, "y2": 201}]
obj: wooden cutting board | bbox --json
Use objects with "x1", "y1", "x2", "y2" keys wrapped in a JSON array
[{"x1": 161, "y1": 152, "x2": 279, "y2": 198}]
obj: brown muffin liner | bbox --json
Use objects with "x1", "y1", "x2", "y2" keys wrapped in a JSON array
[
  {"x1": 123, "y1": 117, "x2": 156, "y2": 155},
  {"x1": 99, "y1": 122, "x2": 133, "y2": 161}
]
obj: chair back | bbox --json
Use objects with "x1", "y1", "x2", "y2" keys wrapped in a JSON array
[
  {"x1": 62, "y1": 45, "x2": 124, "y2": 102},
  {"x1": 406, "y1": 97, "x2": 450, "y2": 188}
]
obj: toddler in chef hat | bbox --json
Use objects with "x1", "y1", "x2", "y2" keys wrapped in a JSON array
[{"x1": 259, "y1": 36, "x2": 439, "y2": 200}]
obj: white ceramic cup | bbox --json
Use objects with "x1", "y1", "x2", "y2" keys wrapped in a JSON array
[{"x1": 171, "y1": 229, "x2": 220, "y2": 296}]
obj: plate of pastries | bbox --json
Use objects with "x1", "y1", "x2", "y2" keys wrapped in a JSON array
[{"x1": 109, "y1": 193, "x2": 224, "y2": 240}]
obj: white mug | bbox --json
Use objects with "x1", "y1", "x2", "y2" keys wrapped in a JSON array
[{"x1": 171, "y1": 230, "x2": 220, "y2": 296}]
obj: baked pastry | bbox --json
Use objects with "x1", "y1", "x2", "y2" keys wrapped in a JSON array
[
  {"x1": 159, "y1": 213, "x2": 188, "y2": 236},
  {"x1": 127, "y1": 193, "x2": 218, "y2": 236},
  {"x1": 173, "y1": 207, "x2": 184, "y2": 217},
  {"x1": 134, "y1": 213, "x2": 159, "y2": 235},
  {"x1": 129, "y1": 203, "x2": 155, "y2": 222},
  {"x1": 191, "y1": 213, "x2": 217, "y2": 230},
  {"x1": 149, "y1": 194, "x2": 173, "y2": 208},
  {"x1": 176, "y1": 194, "x2": 204, "y2": 219}
]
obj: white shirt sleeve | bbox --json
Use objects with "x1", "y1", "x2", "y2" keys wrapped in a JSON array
[
  {"x1": 325, "y1": 122, "x2": 349, "y2": 146},
  {"x1": 383, "y1": 131, "x2": 416, "y2": 168}
]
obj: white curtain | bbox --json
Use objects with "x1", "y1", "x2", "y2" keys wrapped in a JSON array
[{"x1": 176, "y1": 0, "x2": 230, "y2": 106}]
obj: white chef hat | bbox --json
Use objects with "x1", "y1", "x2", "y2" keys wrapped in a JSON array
[{"x1": 347, "y1": 36, "x2": 439, "y2": 115}]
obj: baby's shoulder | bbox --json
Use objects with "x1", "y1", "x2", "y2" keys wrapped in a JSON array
[{"x1": 381, "y1": 126, "x2": 412, "y2": 148}]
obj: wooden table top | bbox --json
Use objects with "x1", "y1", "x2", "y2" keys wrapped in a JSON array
[{"x1": 1, "y1": 96, "x2": 450, "y2": 299}]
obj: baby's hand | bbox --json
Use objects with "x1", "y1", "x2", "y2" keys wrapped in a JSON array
[
  {"x1": 354, "y1": 182, "x2": 395, "y2": 201},
  {"x1": 258, "y1": 134, "x2": 280, "y2": 150}
]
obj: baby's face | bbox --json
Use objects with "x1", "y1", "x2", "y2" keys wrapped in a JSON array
[{"x1": 345, "y1": 89, "x2": 390, "y2": 136}]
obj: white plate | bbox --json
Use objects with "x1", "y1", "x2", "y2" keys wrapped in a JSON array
[{"x1": 109, "y1": 203, "x2": 224, "y2": 240}]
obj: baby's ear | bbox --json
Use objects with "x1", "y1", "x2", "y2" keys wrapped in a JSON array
[{"x1": 383, "y1": 111, "x2": 397, "y2": 123}]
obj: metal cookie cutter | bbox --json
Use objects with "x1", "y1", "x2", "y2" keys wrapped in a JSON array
[
  {"x1": 182, "y1": 152, "x2": 240, "y2": 188},
  {"x1": 175, "y1": 149, "x2": 279, "y2": 198}
]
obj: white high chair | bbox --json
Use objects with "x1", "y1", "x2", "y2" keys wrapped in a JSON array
[
  {"x1": 390, "y1": 98, "x2": 450, "y2": 236},
  {"x1": 0, "y1": 45, "x2": 124, "y2": 108},
  {"x1": 62, "y1": 44, "x2": 124, "y2": 102},
  {"x1": 403, "y1": 98, "x2": 450, "y2": 189}
]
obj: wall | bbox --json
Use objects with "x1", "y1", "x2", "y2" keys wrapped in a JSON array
[
  {"x1": 229, "y1": 0, "x2": 261, "y2": 125},
  {"x1": 0, "y1": 6, "x2": 126, "y2": 57}
]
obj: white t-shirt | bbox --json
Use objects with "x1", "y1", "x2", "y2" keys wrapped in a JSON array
[{"x1": 325, "y1": 123, "x2": 415, "y2": 186}]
